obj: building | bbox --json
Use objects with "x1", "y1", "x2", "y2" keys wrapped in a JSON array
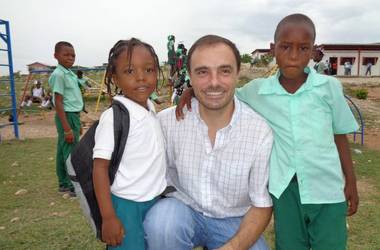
[
  {"x1": 252, "y1": 43, "x2": 380, "y2": 76},
  {"x1": 27, "y1": 62, "x2": 51, "y2": 72},
  {"x1": 318, "y1": 43, "x2": 380, "y2": 76},
  {"x1": 251, "y1": 49, "x2": 270, "y2": 62}
]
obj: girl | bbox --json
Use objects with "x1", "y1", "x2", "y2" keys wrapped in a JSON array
[{"x1": 93, "y1": 38, "x2": 167, "y2": 250}]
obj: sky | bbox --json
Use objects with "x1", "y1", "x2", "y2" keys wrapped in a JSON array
[{"x1": 1, "y1": 0, "x2": 380, "y2": 74}]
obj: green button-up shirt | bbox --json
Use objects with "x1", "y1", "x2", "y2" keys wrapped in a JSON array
[
  {"x1": 236, "y1": 67, "x2": 359, "y2": 204},
  {"x1": 48, "y1": 64, "x2": 84, "y2": 112}
]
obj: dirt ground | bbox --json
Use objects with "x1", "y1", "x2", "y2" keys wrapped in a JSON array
[{"x1": 1, "y1": 65, "x2": 380, "y2": 152}]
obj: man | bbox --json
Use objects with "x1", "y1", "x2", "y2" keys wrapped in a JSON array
[{"x1": 144, "y1": 35, "x2": 273, "y2": 250}]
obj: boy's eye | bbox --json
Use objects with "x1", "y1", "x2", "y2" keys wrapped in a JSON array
[
  {"x1": 281, "y1": 45, "x2": 289, "y2": 50},
  {"x1": 301, "y1": 46, "x2": 309, "y2": 51}
]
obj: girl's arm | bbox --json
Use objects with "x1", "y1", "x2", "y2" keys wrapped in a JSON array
[
  {"x1": 93, "y1": 158, "x2": 124, "y2": 246},
  {"x1": 55, "y1": 93, "x2": 73, "y2": 143},
  {"x1": 334, "y1": 134, "x2": 359, "y2": 216}
]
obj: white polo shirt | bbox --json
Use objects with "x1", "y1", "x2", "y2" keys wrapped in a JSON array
[{"x1": 93, "y1": 95, "x2": 167, "y2": 202}]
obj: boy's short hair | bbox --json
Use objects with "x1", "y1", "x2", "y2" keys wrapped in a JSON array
[
  {"x1": 55, "y1": 41, "x2": 74, "y2": 53},
  {"x1": 274, "y1": 13, "x2": 316, "y2": 43},
  {"x1": 187, "y1": 35, "x2": 241, "y2": 72}
]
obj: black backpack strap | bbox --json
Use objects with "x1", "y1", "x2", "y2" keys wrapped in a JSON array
[{"x1": 108, "y1": 100, "x2": 130, "y2": 184}]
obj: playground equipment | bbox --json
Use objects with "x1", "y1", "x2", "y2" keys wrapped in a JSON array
[
  {"x1": 19, "y1": 67, "x2": 107, "y2": 115},
  {"x1": 345, "y1": 95, "x2": 365, "y2": 145},
  {"x1": 0, "y1": 19, "x2": 19, "y2": 140}
]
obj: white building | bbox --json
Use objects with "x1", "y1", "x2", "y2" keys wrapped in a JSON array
[
  {"x1": 252, "y1": 43, "x2": 380, "y2": 76},
  {"x1": 318, "y1": 43, "x2": 380, "y2": 76}
]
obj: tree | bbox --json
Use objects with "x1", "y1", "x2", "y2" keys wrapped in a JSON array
[{"x1": 240, "y1": 53, "x2": 253, "y2": 64}]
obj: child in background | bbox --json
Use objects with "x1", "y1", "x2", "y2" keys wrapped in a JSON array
[
  {"x1": 49, "y1": 41, "x2": 87, "y2": 196},
  {"x1": 177, "y1": 13, "x2": 359, "y2": 250},
  {"x1": 92, "y1": 38, "x2": 167, "y2": 250}
]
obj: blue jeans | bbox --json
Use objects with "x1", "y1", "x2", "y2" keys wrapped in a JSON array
[{"x1": 143, "y1": 197, "x2": 269, "y2": 250}]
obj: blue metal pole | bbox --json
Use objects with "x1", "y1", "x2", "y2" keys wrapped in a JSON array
[{"x1": 4, "y1": 20, "x2": 19, "y2": 139}]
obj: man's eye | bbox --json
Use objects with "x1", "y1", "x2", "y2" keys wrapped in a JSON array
[
  {"x1": 197, "y1": 70, "x2": 207, "y2": 76},
  {"x1": 221, "y1": 69, "x2": 232, "y2": 74}
]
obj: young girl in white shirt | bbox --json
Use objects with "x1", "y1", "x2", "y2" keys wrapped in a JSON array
[{"x1": 93, "y1": 38, "x2": 166, "y2": 250}]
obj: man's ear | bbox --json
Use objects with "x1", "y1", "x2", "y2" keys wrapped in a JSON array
[
  {"x1": 54, "y1": 53, "x2": 57, "y2": 60},
  {"x1": 270, "y1": 43, "x2": 275, "y2": 56}
]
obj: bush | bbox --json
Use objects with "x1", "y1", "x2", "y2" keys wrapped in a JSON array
[{"x1": 355, "y1": 88, "x2": 368, "y2": 100}]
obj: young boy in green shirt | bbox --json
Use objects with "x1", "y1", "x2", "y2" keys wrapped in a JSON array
[
  {"x1": 176, "y1": 14, "x2": 359, "y2": 250},
  {"x1": 49, "y1": 41, "x2": 86, "y2": 196}
]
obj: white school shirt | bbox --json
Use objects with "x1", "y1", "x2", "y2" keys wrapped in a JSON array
[
  {"x1": 93, "y1": 95, "x2": 167, "y2": 202},
  {"x1": 32, "y1": 87, "x2": 43, "y2": 97},
  {"x1": 158, "y1": 97, "x2": 273, "y2": 218}
]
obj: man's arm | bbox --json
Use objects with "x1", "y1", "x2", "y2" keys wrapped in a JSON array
[
  {"x1": 219, "y1": 206, "x2": 272, "y2": 250},
  {"x1": 334, "y1": 134, "x2": 359, "y2": 216},
  {"x1": 55, "y1": 93, "x2": 74, "y2": 143}
]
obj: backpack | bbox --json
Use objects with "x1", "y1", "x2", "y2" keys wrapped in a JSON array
[{"x1": 66, "y1": 100, "x2": 130, "y2": 239}]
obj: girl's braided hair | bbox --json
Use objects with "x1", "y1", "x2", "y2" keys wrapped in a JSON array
[{"x1": 104, "y1": 38, "x2": 163, "y2": 95}]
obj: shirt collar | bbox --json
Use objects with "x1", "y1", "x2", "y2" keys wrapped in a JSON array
[
  {"x1": 57, "y1": 64, "x2": 76, "y2": 76},
  {"x1": 192, "y1": 95, "x2": 241, "y2": 128},
  {"x1": 113, "y1": 95, "x2": 156, "y2": 121},
  {"x1": 258, "y1": 66, "x2": 329, "y2": 95}
]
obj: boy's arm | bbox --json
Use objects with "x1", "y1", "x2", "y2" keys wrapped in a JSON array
[
  {"x1": 55, "y1": 93, "x2": 74, "y2": 144},
  {"x1": 93, "y1": 158, "x2": 124, "y2": 246},
  {"x1": 334, "y1": 134, "x2": 359, "y2": 216}
]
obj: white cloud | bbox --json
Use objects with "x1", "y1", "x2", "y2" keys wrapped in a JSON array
[{"x1": 0, "y1": 0, "x2": 379, "y2": 74}]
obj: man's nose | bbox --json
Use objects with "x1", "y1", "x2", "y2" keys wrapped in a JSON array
[{"x1": 210, "y1": 70, "x2": 219, "y2": 86}]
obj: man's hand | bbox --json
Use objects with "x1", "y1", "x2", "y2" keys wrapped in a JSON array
[
  {"x1": 175, "y1": 88, "x2": 194, "y2": 120},
  {"x1": 101, "y1": 216, "x2": 125, "y2": 247},
  {"x1": 345, "y1": 178, "x2": 359, "y2": 216}
]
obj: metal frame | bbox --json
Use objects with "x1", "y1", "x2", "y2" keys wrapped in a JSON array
[
  {"x1": 345, "y1": 95, "x2": 365, "y2": 145},
  {"x1": 0, "y1": 19, "x2": 19, "y2": 139}
]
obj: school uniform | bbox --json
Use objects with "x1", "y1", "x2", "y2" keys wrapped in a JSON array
[
  {"x1": 236, "y1": 67, "x2": 359, "y2": 250},
  {"x1": 49, "y1": 64, "x2": 84, "y2": 189},
  {"x1": 93, "y1": 95, "x2": 167, "y2": 250}
]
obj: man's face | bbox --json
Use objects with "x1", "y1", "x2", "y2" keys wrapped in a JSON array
[{"x1": 189, "y1": 43, "x2": 238, "y2": 111}]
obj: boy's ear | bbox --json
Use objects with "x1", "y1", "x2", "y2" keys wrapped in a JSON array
[{"x1": 269, "y1": 43, "x2": 275, "y2": 56}]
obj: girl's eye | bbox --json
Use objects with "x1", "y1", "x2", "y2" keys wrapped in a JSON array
[
  {"x1": 126, "y1": 68, "x2": 134, "y2": 74},
  {"x1": 146, "y1": 68, "x2": 155, "y2": 73}
]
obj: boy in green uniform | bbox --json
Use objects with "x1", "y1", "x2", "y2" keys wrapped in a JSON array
[
  {"x1": 236, "y1": 14, "x2": 358, "y2": 250},
  {"x1": 176, "y1": 13, "x2": 359, "y2": 250},
  {"x1": 49, "y1": 41, "x2": 86, "y2": 196}
]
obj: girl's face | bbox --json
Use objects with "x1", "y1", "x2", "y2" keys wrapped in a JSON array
[{"x1": 112, "y1": 46, "x2": 157, "y2": 108}]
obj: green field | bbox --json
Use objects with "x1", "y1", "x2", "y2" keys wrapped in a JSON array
[{"x1": 0, "y1": 138, "x2": 379, "y2": 249}]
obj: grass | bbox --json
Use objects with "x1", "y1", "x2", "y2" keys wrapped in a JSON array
[{"x1": 1, "y1": 138, "x2": 379, "y2": 249}]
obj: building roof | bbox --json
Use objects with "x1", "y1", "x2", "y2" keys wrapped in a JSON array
[
  {"x1": 319, "y1": 43, "x2": 380, "y2": 51},
  {"x1": 251, "y1": 49, "x2": 270, "y2": 54},
  {"x1": 27, "y1": 62, "x2": 51, "y2": 67}
]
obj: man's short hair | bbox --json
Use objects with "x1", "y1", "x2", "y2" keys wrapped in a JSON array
[
  {"x1": 187, "y1": 35, "x2": 241, "y2": 72},
  {"x1": 55, "y1": 41, "x2": 73, "y2": 53},
  {"x1": 274, "y1": 13, "x2": 316, "y2": 43}
]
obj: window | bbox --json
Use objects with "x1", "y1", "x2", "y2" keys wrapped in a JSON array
[
  {"x1": 340, "y1": 57, "x2": 355, "y2": 65},
  {"x1": 362, "y1": 57, "x2": 378, "y2": 65}
]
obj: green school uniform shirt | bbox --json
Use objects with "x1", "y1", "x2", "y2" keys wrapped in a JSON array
[
  {"x1": 236, "y1": 67, "x2": 359, "y2": 204},
  {"x1": 48, "y1": 64, "x2": 84, "y2": 112}
]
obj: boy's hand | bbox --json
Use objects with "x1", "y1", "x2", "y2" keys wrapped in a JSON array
[
  {"x1": 102, "y1": 216, "x2": 125, "y2": 247},
  {"x1": 64, "y1": 130, "x2": 74, "y2": 144},
  {"x1": 345, "y1": 179, "x2": 359, "y2": 216},
  {"x1": 175, "y1": 88, "x2": 194, "y2": 121}
]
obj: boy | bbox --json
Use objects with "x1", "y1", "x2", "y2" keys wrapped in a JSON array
[
  {"x1": 236, "y1": 14, "x2": 359, "y2": 249},
  {"x1": 49, "y1": 41, "x2": 85, "y2": 196},
  {"x1": 176, "y1": 13, "x2": 359, "y2": 250}
]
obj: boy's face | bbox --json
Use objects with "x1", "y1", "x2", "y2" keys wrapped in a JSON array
[
  {"x1": 274, "y1": 23, "x2": 314, "y2": 81},
  {"x1": 54, "y1": 46, "x2": 75, "y2": 68}
]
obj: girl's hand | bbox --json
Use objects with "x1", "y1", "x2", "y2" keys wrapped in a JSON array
[
  {"x1": 101, "y1": 216, "x2": 125, "y2": 246},
  {"x1": 175, "y1": 88, "x2": 194, "y2": 121},
  {"x1": 64, "y1": 130, "x2": 74, "y2": 144}
]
